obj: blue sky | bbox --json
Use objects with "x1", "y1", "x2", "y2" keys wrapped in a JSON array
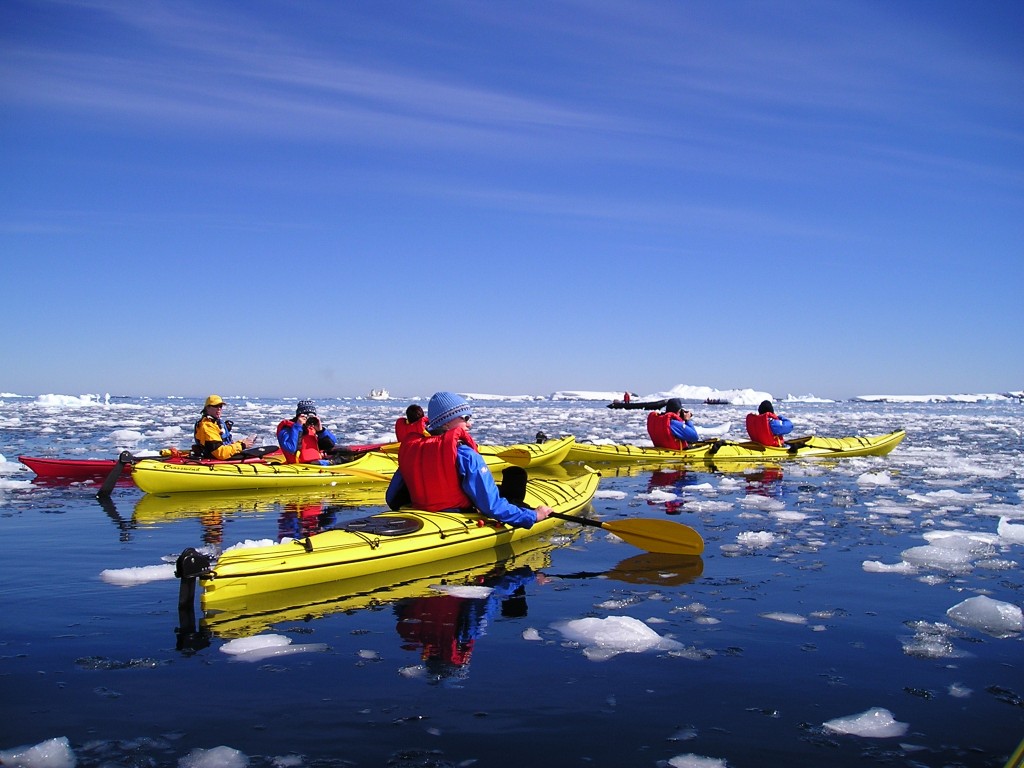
[{"x1": 2, "y1": 1, "x2": 1021, "y2": 400}]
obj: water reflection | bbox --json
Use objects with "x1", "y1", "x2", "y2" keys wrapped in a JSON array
[{"x1": 394, "y1": 565, "x2": 542, "y2": 682}]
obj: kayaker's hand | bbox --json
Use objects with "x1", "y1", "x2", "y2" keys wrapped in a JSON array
[{"x1": 535, "y1": 505, "x2": 554, "y2": 521}]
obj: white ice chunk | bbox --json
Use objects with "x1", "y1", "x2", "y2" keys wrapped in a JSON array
[
  {"x1": 100, "y1": 563, "x2": 176, "y2": 586},
  {"x1": 760, "y1": 612, "x2": 807, "y2": 624},
  {"x1": 179, "y1": 745, "x2": 249, "y2": 768},
  {"x1": 998, "y1": 517, "x2": 1024, "y2": 544},
  {"x1": 0, "y1": 736, "x2": 76, "y2": 768},
  {"x1": 857, "y1": 471, "x2": 892, "y2": 486},
  {"x1": 554, "y1": 615, "x2": 683, "y2": 661},
  {"x1": 667, "y1": 755, "x2": 729, "y2": 768},
  {"x1": 863, "y1": 560, "x2": 918, "y2": 574},
  {"x1": 946, "y1": 595, "x2": 1023, "y2": 637},
  {"x1": 823, "y1": 707, "x2": 908, "y2": 737},
  {"x1": 219, "y1": 634, "x2": 327, "y2": 662},
  {"x1": 429, "y1": 584, "x2": 493, "y2": 599},
  {"x1": 737, "y1": 531, "x2": 778, "y2": 548}
]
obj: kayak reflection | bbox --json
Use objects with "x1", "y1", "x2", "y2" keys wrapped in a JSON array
[
  {"x1": 199, "y1": 532, "x2": 572, "y2": 640},
  {"x1": 134, "y1": 483, "x2": 388, "y2": 550},
  {"x1": 394, "y1": 564, "x2": 543, "y2": 682},
  {"x1": 553, "y1": 551, "x2": 704, "y2": 586}
]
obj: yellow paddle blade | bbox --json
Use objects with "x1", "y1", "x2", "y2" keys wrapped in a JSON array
[
  {"x1": 601, "y1": 518, "x2": 705, "y2": 555},
  {"x1": 549, "y1": 512, "x2": 704, "y2": 555},
  {"x1": 494, "y1": 447, "x2": 532, "y2": 467},
  {"x1": 328, "y1": 465, "x2": 391, "y2": 482}
]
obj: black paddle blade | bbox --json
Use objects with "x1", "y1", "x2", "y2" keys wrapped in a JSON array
[{"x1": 97, "y1": 450, "x2": 133, "y2": 499}]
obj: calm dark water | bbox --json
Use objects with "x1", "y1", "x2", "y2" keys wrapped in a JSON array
[{"x1": 0, "y1": 397, "x2": 1021, "y2": 767}]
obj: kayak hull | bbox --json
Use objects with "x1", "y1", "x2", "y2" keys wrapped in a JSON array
[
  {"x1": 132, "y1": 451, "x2": 400, "y2": 493},
  {"x1": 566, "y1": 430, "x2": 906, "y2": 464},
  {"x1": 19, "y1": 451, "x2": 284, "y2": 483},
  {"x1": 19, "y1": 455, "x2": 137, "y2": 481},
  {"x1": 199, "y1": 471, "x2": 600, "y2": 603}
]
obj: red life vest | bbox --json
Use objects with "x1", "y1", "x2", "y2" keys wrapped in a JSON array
[
  {"x1": 398, "y1": 427, "x2": 480, "y2": 511},
  {"x1": 276, "y1": 419, "x2": 324, "y2": 463},
  {"x1": 746, "y1": 412, "x2": 784, "y2": 447},
  {"x1": 395, "y1": 415, "x2": 429, "y2": 442},
  {"x1": 647, "y1": 411, "x2": 687, "y2": 450}
]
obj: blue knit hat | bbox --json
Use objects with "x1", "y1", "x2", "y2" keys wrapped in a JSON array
[
  {"x1": 296, "y1": 399, "x2": 317, "y2": 416},
  {"x1": 427, "y1": 391, "x2": 471, "y2": 432}
]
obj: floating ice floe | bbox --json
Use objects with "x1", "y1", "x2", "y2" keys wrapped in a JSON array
[
  {"x1": 736, "y1": 531, "x2": 778, "y2": 548},
  {"x1": 857, "y1": 471, "x2": 892, "y2": 486},
  {"x1": 823, "y1": 707, "x2": 909, "y2": 737},
  {"x1": 100, "y1": 563, "x2": 176, "y2": 586},
  {"x1": 430, "y1": 584, "x2": 492, "y2": 599},
  {"x1": 863, "y1": 560, "x2": 918, "y2": 575},
  {"x1": 667, "y1": 754, "x2": 729, "y2": 768},
  {"x1": 0, "y1": 736, "x2": 76, "y2": 768},
  {"x1": 220, "y1": 634, "x2": 328, "y2": 661},
  {"x1": 760, "y1": 612, "x2": 807, "y2": 624},
  {"x1": 946, "y1": 595, "x2": 1023, "y2": 637},
  {"x1": 898, "y1": 530, "x2": 997, "y2": 574},
  {"x1": 900, "y1": 620, "x2": 968, "y2": 659},
  {"x1": 553, "y1": 615, "x2": 683, "y2": 661},
  {"x1": 179, "y1": 745, "x2": 248, "y2": 768},
  {"x1": 738, "y1": 495, "x2": 785, "y2": 512},
  {"x1": 998, "y1": 517, "x2": 1024, "y2": 544},
  {"x1": 904, "y1": 489, "x2": 992, "y2": 507}
]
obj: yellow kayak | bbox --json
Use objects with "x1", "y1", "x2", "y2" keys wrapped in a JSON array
[
  {"x1": 197, "y1": 470, "x2": 600, "y2": 603},
  {"x1": 565, "y1": 430, "x2": 906, "y2": 464},
  {"x1": 132, "y1": 450, "x2": 400, "y2": 494}
]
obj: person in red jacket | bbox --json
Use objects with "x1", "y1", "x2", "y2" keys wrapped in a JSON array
[
  {"x1": 745, "y1": 400, "x2": 794, "y2": 446},
  {"x1": 385, "y1": 391, "x2": 552, "y2": 528},
  {"x1": 395, "y1": 403, "x2": 428, "y2": 441},
  {"x1": 276, "y1": 399, "x2": 338, "y2": 464},
  {"x1": 647, "y1": 398, "x2": 700, "y2": 450}
]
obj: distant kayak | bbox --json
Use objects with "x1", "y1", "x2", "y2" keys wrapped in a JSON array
[
  {"x1": 607, "y1": 399, "x2": 668, "y2": 410},
  {"x1": 19, "y1": 449, "x2": 283, "y2": 483},
  {"x1": 566, "y1": 430, "x2": 906, "y2": 464}
]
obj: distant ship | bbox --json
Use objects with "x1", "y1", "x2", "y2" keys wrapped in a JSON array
[{"x1": 367, "y1": 388, "x2": 390, "y2": 400}]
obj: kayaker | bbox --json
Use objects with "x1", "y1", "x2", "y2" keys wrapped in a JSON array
[
  {"x1": 646, "y1": 398, "x2": 700, "y2": 450},
  {"x1": 745, "y1": 400, "x2": 794, "y2": 446},
  {"x1": 395, "y1": 403, "x2": 429, "y2": 441},
  {"x1": 276, "y1": 399, "x2": 338, "y2": 464},
  {"x1": 385, "y1": 391, "x2": 553, "y2": 528},
  {"x1": 193, "y1": 395, "x2": 254, "y2": 460}
]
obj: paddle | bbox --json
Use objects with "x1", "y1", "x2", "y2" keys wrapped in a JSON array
[
  {"x1": 97, "y1": 450, "x2": 133, "y2": 499},
  {"x1": 547, "y1": 511, "x2": 704, "y2": 555}
]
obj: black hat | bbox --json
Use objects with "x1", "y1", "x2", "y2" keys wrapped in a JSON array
[
  {"x1": 296, "y1": 399, "x2": 317, "y2": 416},
  {"x1": 758, "y1": 400, "x2": 774, "y2": 415},
  {"x1": 665, "y1": 398, "x2": 683, "y2": 413}
]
